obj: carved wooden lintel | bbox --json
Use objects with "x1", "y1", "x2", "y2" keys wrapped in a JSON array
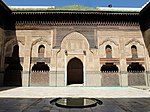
[{"x1": 65, "y1": 50, "x2": 86, "y2": 55}]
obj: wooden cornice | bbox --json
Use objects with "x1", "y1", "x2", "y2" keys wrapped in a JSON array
[
  {"x1": 14, "y1": 21, "x2": 139, "y2": 30},
  {"x1": 9, "y1": 11, "x2": 140, "y2": 30}
]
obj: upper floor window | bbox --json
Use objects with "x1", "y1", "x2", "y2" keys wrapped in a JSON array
[
  {"x1": 38, "y1": 45, "x2": 45, "y2": 58},
  {"x1": 131, "y1": 45, "x2": 138, "y2": 58},
  {"x1": 105, "y1": 45, "x2": 112, "y2": 58}
]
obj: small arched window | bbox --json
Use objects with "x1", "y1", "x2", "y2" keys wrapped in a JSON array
[
  {"x1": 38, "y1": 45, "x2": 45, "y2": 58},
  {"x1": 131, "y1": 45, "x2": 138, "y2": 58},
  {"x1": 105, "y1": 45, "x2": 112, "y2": 58}
]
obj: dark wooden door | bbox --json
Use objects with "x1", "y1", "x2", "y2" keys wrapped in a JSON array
[{"x1": 67, "y1": 58, "x2": 83, "y2": 85}]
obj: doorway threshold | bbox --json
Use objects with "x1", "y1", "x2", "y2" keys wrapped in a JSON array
[{"x1": 67, "y1": 84, "x2": 84, "y2": 87}]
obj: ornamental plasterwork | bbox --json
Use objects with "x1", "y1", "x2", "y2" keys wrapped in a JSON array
[
  {"x1": 125, "y1": 38, "x2": 144, "y2": 46},
  {"x1": 99, "y1": 38, "x2": 119, "y2": 46},
  {"x1": 32, "y1": 38, "x2": 51, "y2": 46},
  {"x1": 5, "y1": 38, "x2": 24, "y2": 50}
]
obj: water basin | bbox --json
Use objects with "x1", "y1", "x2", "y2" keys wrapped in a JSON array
[{"x1": 50, "y1": 98, "x2": 103, "y2": 108}]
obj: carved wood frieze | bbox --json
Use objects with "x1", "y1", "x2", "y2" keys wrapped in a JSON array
[
  {"x1": 15, "y1": 21, "x2": 139, "y2": 29},
  {"x1": 100, "y1": 58, "x2": 120, "y2": 65},
  {"x1": 126, "y1": 58, "x2": 144, "y2": 64},
  {"x1": 31, "y1": 57, "x2": 51, "y2": 63},
  {"x1": 11, "y1": 11, "x2": 140, "y2": 30}
]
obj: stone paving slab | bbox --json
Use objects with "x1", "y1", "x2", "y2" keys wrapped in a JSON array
[
  {"x1": 0, "y1": 87, "x2": 150, "y2": 111},
  {"x1": 0, "y1": 98, "x2": 150, "y2": 112},
  {"x1": 0, "y1": 87, "x2": 150, "y2": 98}
]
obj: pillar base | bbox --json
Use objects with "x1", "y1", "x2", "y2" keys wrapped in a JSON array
[{"x1": 22, "y1": 71, "x2": 29, "y2": 87}]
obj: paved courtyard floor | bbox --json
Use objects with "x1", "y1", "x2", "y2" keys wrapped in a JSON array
[{"x1": 0, "y1": 87, "x2": 150, "y2": 112}]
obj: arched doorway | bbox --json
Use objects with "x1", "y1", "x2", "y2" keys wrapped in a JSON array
[{"x1": 67, "y1": 58, "x2": 83, "y2": 85}]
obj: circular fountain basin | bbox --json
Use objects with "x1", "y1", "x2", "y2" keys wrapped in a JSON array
[{"x1": 50, "y1": 98, "x2": 102, "y2": 108}]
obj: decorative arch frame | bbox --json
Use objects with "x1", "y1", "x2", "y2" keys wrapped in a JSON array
[
  {"x1": 31, "y1": 38, "x2": 51, "y2": 57},
  {"x1": 31, "y1": 38, "x2": 51, "y2": 47},
  {"x1": 99, "y1": 38, "x2": 119, "y2": 59},
  {"x1": 4, "y1": 38, "x2": 24, "y2": 57},
  {"x1": 99, "y1": 38, "x2": 119, "y2": 46},
  {"x1": 125, "y1": 38, "x2": 144, "y2": 47},
  {"x1": 61, "y1": 31, "x2": 90, "y2": 49},
  {"x1": 125, "y1": 38, "x2": 145, "y2": 58},
  {"x1": 67, "y1": 56, "x2": 84, "y2": 64}
]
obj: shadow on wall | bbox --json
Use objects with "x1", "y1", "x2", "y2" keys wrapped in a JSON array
[
  {"x1": 140, "y1": 8, "x2": 150, "y2": 57},
  {"x1": 3, "y1": 27, "x2": 23, "y2": 87}
]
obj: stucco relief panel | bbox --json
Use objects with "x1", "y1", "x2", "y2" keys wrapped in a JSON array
[
  {"x1": 125, "y1": 38, "x2": 145, "y2": 58},
  {"x1": 99, "y1": 37, "x2": 119, "y2": 58},
  {"x1": 61, "y1": 32, "x2": 89, "y2": 50},
  {"x1": 31, "y1": 37, "x2": 51, "y2": 57}
]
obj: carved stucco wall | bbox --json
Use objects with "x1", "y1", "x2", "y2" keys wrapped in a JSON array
[
  {"x1": 61, "y1": 32, "x2": 89, "y2": 50},
  {"x1": 54, "y1": 27, "x2": 96, "y2": 48},
  {"x1": 31, "y1": 38, "x2": 51, "y2": 57}
]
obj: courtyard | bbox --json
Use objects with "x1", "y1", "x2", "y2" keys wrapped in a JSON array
[{"x1": 0, "y1": 87, "x2": 150, "y2": 112}]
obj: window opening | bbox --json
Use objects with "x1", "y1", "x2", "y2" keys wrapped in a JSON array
[
  {"x1": 105, "y1": 45, "x2": 112, "y2": 58},
  {"x1": 38, "y1": 45, "x2": 45, "y2": 58},
  {"x1": 131, "y1": 45, "x2": 138, "y2": 58}
]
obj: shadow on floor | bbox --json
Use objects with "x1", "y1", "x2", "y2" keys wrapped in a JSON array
[
  {"x1": 0, "y1": 98, "x2": 150, "y2": 112},
  {"x1": 0, "y1": 87, "x2": 18, "y2": 92}
]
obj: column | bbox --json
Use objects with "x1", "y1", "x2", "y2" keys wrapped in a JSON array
[
  {"x1": 119, "y1": 32, "x2": 128, "y2": 86},
  {"x1": 22, "y1": 38, "x2": 32, "y2": 87},
  {"x1": 83, "y1": 50, "x2": 86, "y2": 86},
  {"x1": 64, "y1": 50, "x2": 67, "y2": 86}
]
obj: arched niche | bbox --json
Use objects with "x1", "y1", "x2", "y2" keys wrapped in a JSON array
[
  {"x1": 125, "y1": 39, "x2": 145, "y2": 58},
  {"x1": 61, "y1": 32, "x2": 89, "y2": 50},
  {"x1": 31, "y1": 39, "x2": 51, "y2": 57},
  {"x1": 99, "y1": 38, "x2": 119, "y2": 58},
  {"x1": 125, "y1": 39, "x2": 145, "y2": 73}
]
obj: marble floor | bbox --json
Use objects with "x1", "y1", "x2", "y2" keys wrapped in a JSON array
[
  {"x1": 0, "y1": 98, "x2": 150, "y2": 112},
  {"x1": 0, "y1": 87, "x2": 150, "y2": 112},
  {"x1": 0, "y1": 87, "x2": 150, "y2": 98}
]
